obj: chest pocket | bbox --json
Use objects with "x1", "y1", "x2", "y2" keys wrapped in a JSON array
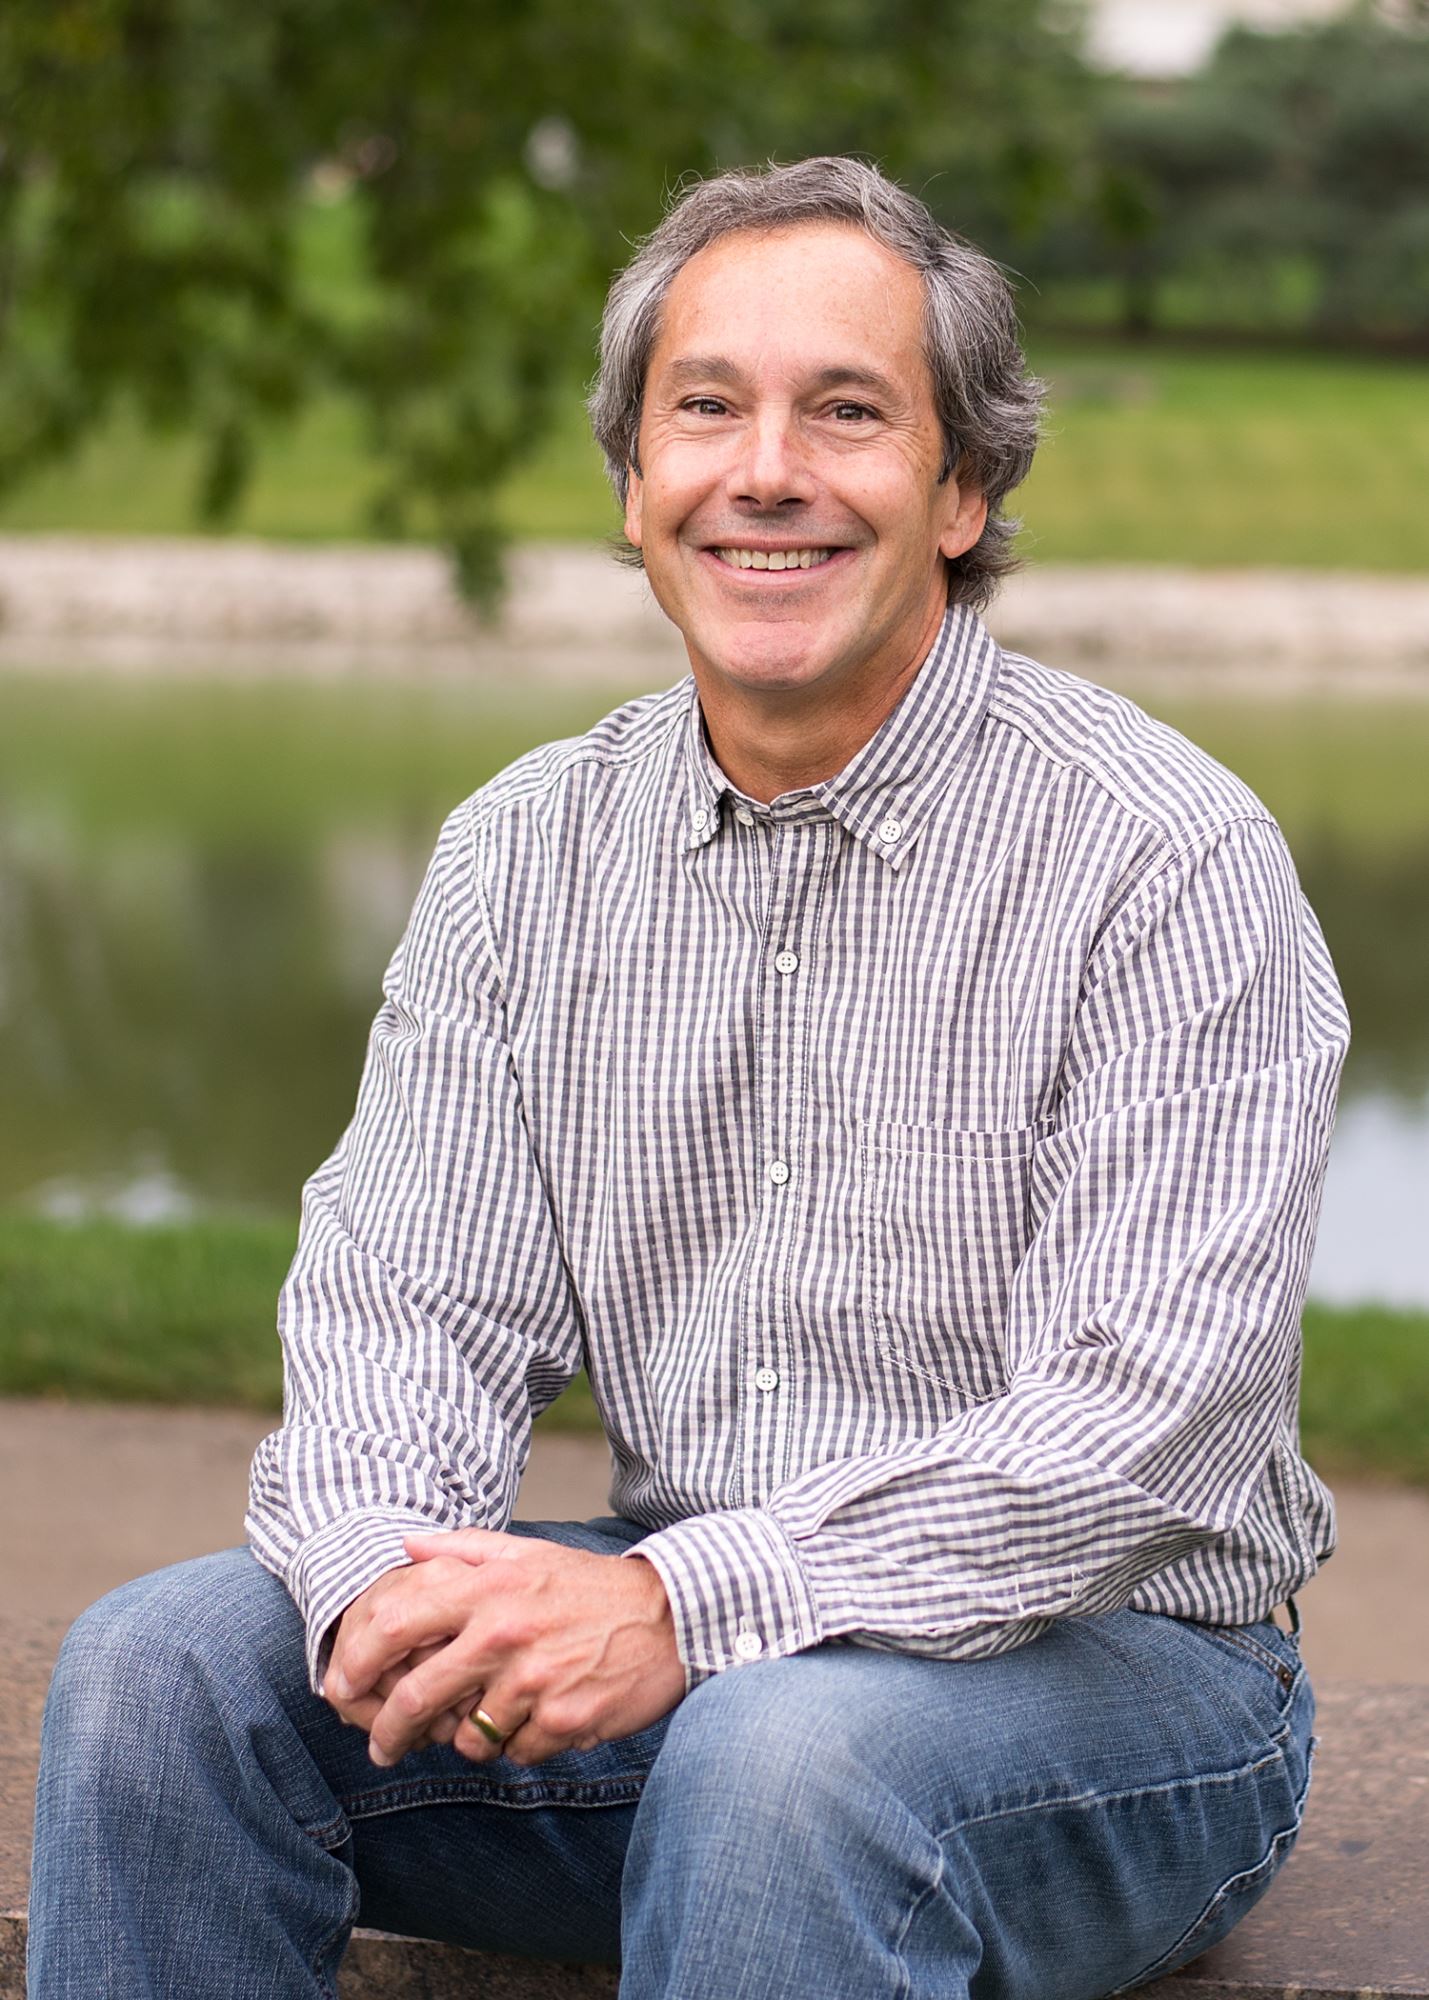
[{"x1": 858, "y1": 1122, "x2": 1047, "y2": 1418}]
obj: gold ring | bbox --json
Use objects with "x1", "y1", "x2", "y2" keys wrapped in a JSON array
[{"x1": 469, "y1": 1703, "x2": 507, "y2": 1746}]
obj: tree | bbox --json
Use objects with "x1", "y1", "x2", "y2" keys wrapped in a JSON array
[
  {"x1": 1068, "y1": 6, "x2": 1429, "y2": 344},
  {"x1": 0, "y1": 0, "x2": 1091, "y2": 595}
]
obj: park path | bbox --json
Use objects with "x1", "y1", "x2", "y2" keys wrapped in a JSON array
[{"x1": 1, "y1": 1396, "x2": 1424, "y2": 1684}]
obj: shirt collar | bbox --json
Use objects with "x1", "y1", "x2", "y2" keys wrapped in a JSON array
[{"x1": 678, "y1": 603, "x2": 1001, "y2": 868}]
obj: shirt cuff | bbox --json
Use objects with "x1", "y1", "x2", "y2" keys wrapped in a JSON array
[
  {"x1": 281, "y1": 1509, "x2": 438, "y2": 1693},
  {"x1": 624, "y1": 1508, "x2": 824, "y2": 1689}
]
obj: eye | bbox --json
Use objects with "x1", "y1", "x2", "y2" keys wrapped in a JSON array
[
  {"x1": 682, "y1": 396, "x2": 729, "y2": 417},
  {"x1": 829, "y1": 400, "x2": 877, "y2": 422}
]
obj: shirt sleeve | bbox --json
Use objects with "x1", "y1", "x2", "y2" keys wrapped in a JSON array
[
  {"x1": 245, "y1": 804, "x2": 586, "y2": 1691},
  {"x1": 628, "y1": 815, "x2": 1348, "y2": 1684}
]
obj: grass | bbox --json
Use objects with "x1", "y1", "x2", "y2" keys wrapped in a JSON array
[
  {"x1": 1019, "y1": 342, "x2": 1429, "y2": 572},
  {"x1": 0, "y1": 340, "x2": 1426, "y2": 573},
  {"x1": 1, "y1": 1215, "x2": 1423, "y2": 1483},
  {"x1": 0, "y1": 1213, "x2": 602, "y2": 1429}
]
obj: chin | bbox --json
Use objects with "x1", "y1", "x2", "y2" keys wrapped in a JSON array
[
  {"x1": 713, "y1": 645, "x2": 834, "y2": 692},
  {"x1": 696, "y1": 617, "x2": 845, "y2": 691}
]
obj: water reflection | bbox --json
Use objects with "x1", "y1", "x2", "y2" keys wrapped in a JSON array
[
  {"x1": 2, "y1": 672, "x2": 1426, "y2": 1305},
  {"x1": 1313, "y1": 1093, "x2": 1429, "y2": 1309}
]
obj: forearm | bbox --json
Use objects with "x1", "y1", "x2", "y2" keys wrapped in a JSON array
[{"x1": 245, "y1": 1209, "x2": 554, "y2": 1686}]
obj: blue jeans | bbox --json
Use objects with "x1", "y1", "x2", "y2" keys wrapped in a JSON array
[{"x1": 28, "y1": 1519, "x2": 1313, "y2": 1999}]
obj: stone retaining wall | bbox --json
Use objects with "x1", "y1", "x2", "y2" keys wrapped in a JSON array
[{"x1": 0, "y1": 535, "x2": 1425, "y2": 685}]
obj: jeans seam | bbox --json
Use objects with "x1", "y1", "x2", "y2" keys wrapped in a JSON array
[
  {"x1": 342, "y1": 1775, "x2": 648, "y2": 1820},
  {"x1": 1194, "y1": 1623, "x2": 1300, "y2": 1684},
  {"x1": 1106, "y1": 1734, "x2": 1313, "y2": 1994},
  {"x1": 930, "y1": 1734, "x2": 1290, "y2": 1840},
  {"x1": 304, "y1": 1809, "x2": 352, "y2": 1854},
  {"x1": 308, "y1": 1849, "x2": 360, "y2": 2000},
  {"x1": 890, "y1": 1842, "x2": 945, "y2": 2000}
]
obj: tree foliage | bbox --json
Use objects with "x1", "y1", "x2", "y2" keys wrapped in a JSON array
[
  {"x1": 0, "y1": 0, "x2": 1089, "y2": 594},
  {"x1": 1071, "y1": 6, "x2": 1429, "y2": 342}
]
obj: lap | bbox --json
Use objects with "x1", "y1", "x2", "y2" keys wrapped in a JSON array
[
  {"x1": 673, "y1": 1606, "x2": 1309, "y2": 1821},
  {"x1": 54, "y1": 1521, "x2": 670, "y2": 1961},
  {"x1": 648, "y1": 1612, "x2": 1312, "y2": 1996},
  {"x1": 55, "y1": 1530, "x2": 1312, "y2": 1985}
]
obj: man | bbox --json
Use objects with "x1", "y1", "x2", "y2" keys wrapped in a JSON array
[{"x1": 31, "y1": 157, "x2": 1345, "y2": 1999}]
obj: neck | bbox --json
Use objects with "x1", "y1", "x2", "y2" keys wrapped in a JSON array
[{"x1": 692, "y1": 601, "x2": 946, "y2": 803}]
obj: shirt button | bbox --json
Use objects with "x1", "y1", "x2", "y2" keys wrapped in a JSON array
[
  {"x1": 735, "y1": 807, "x2": 755, "y2": 827},
  {"x1": 878, "y1": 816, "x2": 904, "y2": 844},
  {"x1": 774, "y1": 949, "x2": 799, "y2": 975},
  {"x1": 767, "y1": 1159, "x2": 791, "y2": 1186},
  {"x1": 733, "y1": 1631, "x2": 764, "y2": 1661},
  {"x1": 692, "y1": 806, "x2": 710, "y2": 831},
  {"x1": 754, "y1": 1366, "x2": 780, "y2": 1392}
]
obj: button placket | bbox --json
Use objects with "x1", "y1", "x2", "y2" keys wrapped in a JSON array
[{"x1": 741, "y1": 814, "x2": 832, "y2": 1506}]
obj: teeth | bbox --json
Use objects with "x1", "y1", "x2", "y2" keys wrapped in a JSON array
[{"x1": 715, "y1": 548, "x2": 834, "y2": 571}]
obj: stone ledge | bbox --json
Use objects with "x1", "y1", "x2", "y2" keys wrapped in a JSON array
[
  {"x1": 1, "y1": 535, "x2": 1427, "y2": 682},
  {"x1": 2, "y1": 1637, "x2": 1424, "y2": 1998}
]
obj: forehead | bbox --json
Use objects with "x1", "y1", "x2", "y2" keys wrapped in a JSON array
[{"x1": 649, "y1": 221, "x2": 929, "y2": 383}]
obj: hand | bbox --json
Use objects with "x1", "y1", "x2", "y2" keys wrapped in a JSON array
[
  {"x1": 323, "y1": 1638, "x2": 468, "y2": 1749},
  {"x1": 323, "y1": 1528, "x2": 686, "y2": 1770}
]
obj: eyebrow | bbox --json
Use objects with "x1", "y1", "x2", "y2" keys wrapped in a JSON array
[{"x1": 659, "y1": 355, "x2": 902, "y2": 402}]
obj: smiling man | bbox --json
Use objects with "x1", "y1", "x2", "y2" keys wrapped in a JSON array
[{"x1": 31, "y1": 159, "x2": 1346, "y2": 2000}]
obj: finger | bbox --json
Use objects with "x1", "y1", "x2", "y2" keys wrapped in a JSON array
[
  {"x1": 327, "y1": 1634, "x2": 440, "y2": 1724},
  {"x1": 454, "y1": 1707, "x2": 552, "y2": 1768},
  {"x1": 329, "y1": 1575, "x2": 476, "y2": 1701},
  {"x1": 428, "y1": 1706, "x2": 467, "y2": 1747},
  {"x1": 450, "y1": 1694, "x2": 532, "y2": 1766},
  {"x1": 383, "y1": 1632, "x2": 509, "y2": 1727},
  {"x1": 330, "y1": 1690, "x2": 384, "y2": 1733},
  {"x1": 367, "y1": 1654, "x2": 486, "y2": 1767},
  {"x1": 402, "y1": 1528, "x2": 516, "y2": 1566}
]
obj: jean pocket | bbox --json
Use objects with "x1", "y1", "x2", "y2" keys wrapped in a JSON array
[{"x1": 1188, "y1": 1619, "x2": 1304, "y2": 1710}]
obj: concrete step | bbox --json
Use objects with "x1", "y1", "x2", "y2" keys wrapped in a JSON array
[{"x1": 2, "y1": 1613, "x2": 1424, "y2": 1998}]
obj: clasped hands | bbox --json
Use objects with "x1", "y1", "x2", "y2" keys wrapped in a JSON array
[{"x1": 321, "y1": 1528, "x2": 688, "y2": 1770}]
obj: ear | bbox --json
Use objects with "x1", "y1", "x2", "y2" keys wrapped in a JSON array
[
  {"x1": 938, "y1": 479, "x2": 987, "y2": 563},
  {"x1": 623, "y1": 465, "x2": 644, "y2": 550}
]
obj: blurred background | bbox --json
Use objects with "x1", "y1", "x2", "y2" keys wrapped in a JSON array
[{"x1": 0, "y1": 0, "x2": 1426, "y2": 1498}]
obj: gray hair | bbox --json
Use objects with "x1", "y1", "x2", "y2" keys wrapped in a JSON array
[{"x1": 588, "y1": 156, "x2": 1044, "y2": 610}]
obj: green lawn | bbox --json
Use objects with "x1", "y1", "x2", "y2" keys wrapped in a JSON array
[
  {"x1": 1, "y1": 340, "x2": 1425, "y2": 573},
  {"x1": 0, "y1": 1214, "x2": 1423, "y2": 1484}
]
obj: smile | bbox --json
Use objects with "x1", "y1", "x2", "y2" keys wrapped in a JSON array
[{"x1": 711, "y1": 547, "x2": 837, "y2": 571}]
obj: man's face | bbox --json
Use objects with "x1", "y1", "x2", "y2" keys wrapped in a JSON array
[{"x1": 624, "y1": 222, "x2": 986, "y2": 702}]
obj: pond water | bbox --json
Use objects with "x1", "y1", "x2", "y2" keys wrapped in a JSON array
[{"x1": 2, "y1": 670, "x2": 1426, "y2": 1308}]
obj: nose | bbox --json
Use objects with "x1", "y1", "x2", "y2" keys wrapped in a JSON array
[{"x1": 726, "y1": 405, "x2": 817, "y2": 511}]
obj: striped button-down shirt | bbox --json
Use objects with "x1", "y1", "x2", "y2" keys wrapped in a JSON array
[{"x1": 247, "y1": 605, "x2": 1347, "y2": 1691}]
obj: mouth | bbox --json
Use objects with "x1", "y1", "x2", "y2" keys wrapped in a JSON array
[{"x1": 703, "y1": 544, "x2": 851, "y2": 577}]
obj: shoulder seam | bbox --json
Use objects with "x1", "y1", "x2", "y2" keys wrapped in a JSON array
[
  {"x1": 989, "y1": 654, "x2": 1264, "y2": 850},
  {"x1": 466, "y1": 683, "x2": 690, "y2": 826}
]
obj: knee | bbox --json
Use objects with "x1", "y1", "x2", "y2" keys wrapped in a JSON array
[
  {"x1": 644, "y1": 1654, "x2": 892, "y2": 1849},
  {"x1": 45, "y1": 1549, "x2": 282, "y2": 1758}
]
